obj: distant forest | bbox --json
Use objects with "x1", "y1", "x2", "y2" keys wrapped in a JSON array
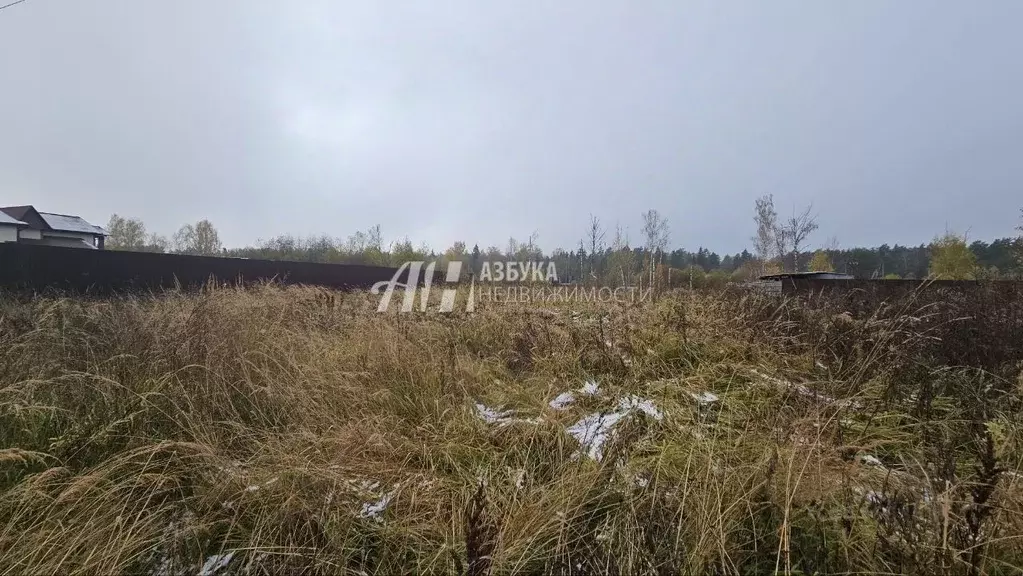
[{"x1": 104, "y1": 198, "x2": 1023, "y2": 286}]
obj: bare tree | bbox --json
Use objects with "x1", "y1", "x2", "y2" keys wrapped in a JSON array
[
  {"x1": 586, "y1": 214, "x2": 605, "y2": 281},
  {"x1": 608, "y1": 223, "x2": 633, "y2": 287},
  {"x1": 367, "y1": 224, "x2": 383, "y2": 251},
  {"x1": 444, "y1": 241, "x2": 467, "y2": 260},
  {"x1": 752, "y1": 195, "x2": 782, "y2": 273},
  {"x1": 772, "y1": 225, "x2": 790, "y2": 272},
  {"x1": 357, "y1": 224, "x2": 385, "y2": 264},
  {"x1": 505, "y1": 232, "x2": 541, "y2": 260},
  {"x1": 641, "y1": 209, "x2": 670, "y2": 287},
  {"x1": 1016, "y1": 208, "x2": 1023, "y2": 266},
  {"x1": 345, "y1": 230, "x2": 368, "y2": 253},
  {"x1": 484, "y1": 245, "x2": 503, "y2": 262},
  {"x1": 783, "y1": 204, "x2": 819, "y2": 272},
  {"x1": 390, "y1": 236, "x2": 420, "y2": 265},
  {"x1": 523, "y1": 230, "x2": 541, "y2": 259},
  {"x1": 105, "y1": 214, "x2": 149, "y2": 250},
  {"x1": 173, "y1": 219, "x2": 222, "y2": 255},
  {"x1": 145, "y1": 233, "x2": 170, "y2": 253},
  {"x1": 193, "y1": 220, "x2": 222, "y2": 255}
]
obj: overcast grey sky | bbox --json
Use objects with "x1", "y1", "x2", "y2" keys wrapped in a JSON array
[{"x1": 2, "y1": 1, "x2": 1021, "y2": 254}]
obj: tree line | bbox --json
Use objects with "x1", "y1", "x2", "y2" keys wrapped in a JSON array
[{"x1": 104, "y1": 203, "x2": 1023, "y2": 286}]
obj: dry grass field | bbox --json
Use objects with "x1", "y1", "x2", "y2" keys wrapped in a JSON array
[{"x1": 1, "y1": 284, "x2": 1022, "y2": 575}]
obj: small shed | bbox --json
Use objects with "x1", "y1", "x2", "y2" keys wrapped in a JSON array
[
  {"x1": 752, "y1": 271, "x2": 855, "y2": 294},
  {"x1": 758, "y1": 271, "x2": 855, "y2": 281}
]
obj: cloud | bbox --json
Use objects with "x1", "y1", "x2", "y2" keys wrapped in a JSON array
[{"x1": 1, "y1": 0, "x2": 1021, "y2": 253}]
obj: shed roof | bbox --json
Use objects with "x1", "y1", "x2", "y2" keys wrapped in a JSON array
[{"x1": 758, "y1": 271, "x2": 855, "y2": 281}]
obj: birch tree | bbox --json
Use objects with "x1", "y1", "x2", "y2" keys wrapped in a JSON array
[
  {"x1": 641, "y1": 209, "x2": 670, "y2": 287},
  {"x1": 783, "y1": 204, "x2": 819, "y2": 272},
  {"x1": 752, "y1": 195, "x2": 782, "y2": 273},
  {"x1": 586, "y1": 214, "x2": 605, "y2": 281},
  {"x1": 105, "y1": 214, "x2": 148, "y2": 250},
  {"x1": 173, "y1": 219, "x2": 222, "y2": 255}
]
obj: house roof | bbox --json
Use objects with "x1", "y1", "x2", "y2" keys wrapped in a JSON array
[
  {"x1": 759, "y1": 271, "x2": 855, "y2": 281},
  {"x1": 0, "y1": 205, "x2": 37, "y2": 223},
  {"x1": 0, "y1": 206, "x2": 106, "y2": 235},
  {"x1": 38, "y1": 212, "x2": 107, "y2": 236},
  {"x1": 0, "y1": 211, "x2": 27, "y2": 226}
]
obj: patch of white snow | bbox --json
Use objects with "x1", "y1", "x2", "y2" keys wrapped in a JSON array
[
  {"x1": 690, "y1": 391, "x2": 719, "y2": 405},
  {"x1": 618, "y1": 395, "x2": 664, "y2": 420},
  {"x1": 567, "y1": 412, "x2": 626, "y2": 461},
  {"x1": 549, "y1": 392, "x2": 575, "y2": 410},
  {"x1": 359, "y1": 493, "x2": 392, "y2": 521},
  {"x1": 198, "y1": 552, "x2": 235, "y2": 576}
]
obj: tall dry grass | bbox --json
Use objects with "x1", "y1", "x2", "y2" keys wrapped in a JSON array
[{"x1": 0, "y1": 283, "x2": 1021, "y2": 575}]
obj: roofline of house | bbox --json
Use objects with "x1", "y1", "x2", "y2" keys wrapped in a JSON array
[
  {"x1": 47, "y1": 225, "x2": 109, "y2": 236},
  {"x1": 13, "y1": 208, "x2": 108, "y2": 236},
  {"x1": 758, "y1": 272, "x2": 856, "y2": 280},
  {"x1": 39, "y1": 210, "x2": 94, "y2": 219},
  {"x1": 0, "y1": 206, "x2": 49, "y2": 230}
]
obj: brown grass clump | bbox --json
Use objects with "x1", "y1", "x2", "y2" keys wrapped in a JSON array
[{"x1": 0, "y1": 283, "x2": 1022, "y2": 574}]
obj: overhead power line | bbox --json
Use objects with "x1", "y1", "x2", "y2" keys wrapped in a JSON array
[{"x1": 0, "y1": 0, "x2": 30, "y2": 11}]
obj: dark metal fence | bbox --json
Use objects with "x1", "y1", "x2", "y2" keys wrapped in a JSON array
[
  {"x1": 0, "y1": 243, "x2": 400, "y2": 294},
  {"x1": 780, "y1": 277, "x2": 1023, "y2": 299},
  {"x1": 779, "y1": 278, "x2": 1023, "y2": 372}
]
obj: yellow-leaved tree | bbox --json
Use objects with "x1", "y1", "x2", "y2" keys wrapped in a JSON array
[
  {"x1": 761, "y1": 259, "x2": 783, "y2": 276},
  {"x1": 929, "y1": 232, "x2": 978, "y2": 280},
  {"x1": 808, "y1": 250, "x2": 834, "y2": 272}
]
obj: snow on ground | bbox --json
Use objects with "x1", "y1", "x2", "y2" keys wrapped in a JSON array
[
  {"x1": 859, "y1": 454, "x2": 885, "y2": 468},
  {"x1": 617, "y1": 395, "x2": 663, "y2": 420},
  {"x1": 474, "y1": 403, "x2": 539, "y2": 426},
  {"x1": 198, "y1": 552, "x2": 235, "y2": 576},
  {"x1": 359, "y1": 493, "x2": 393, "y2": 521},
  {"x1": 690, "y1": 391, "x2": 719, "y2": 405},
  {"x1": 566, "y1": 411, "x2": 628, "y2": 461},
  {"x1": 567, "y1": 395, "x2": 665, "y2": 461},
  {"x1": 549, "y1": 392, "x2": 576, "y2": 410},
  {"x1": 475, "y1": 403, "x2": 514, "y2": 423},
  {"x1": 549, "y1": 380, "x2": 601, "y2": 410},
  {"x1": 481, "y1": 381, "x2": 664, "y2": 462}
]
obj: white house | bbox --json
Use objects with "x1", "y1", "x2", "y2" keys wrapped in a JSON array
[{"x1": 0, "y1": 205, "x2": 107, "y2": 249}]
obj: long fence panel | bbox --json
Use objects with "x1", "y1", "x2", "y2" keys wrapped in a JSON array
[{"x1": 0, "y1": 243, "x2": 400, "y2": 293}]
